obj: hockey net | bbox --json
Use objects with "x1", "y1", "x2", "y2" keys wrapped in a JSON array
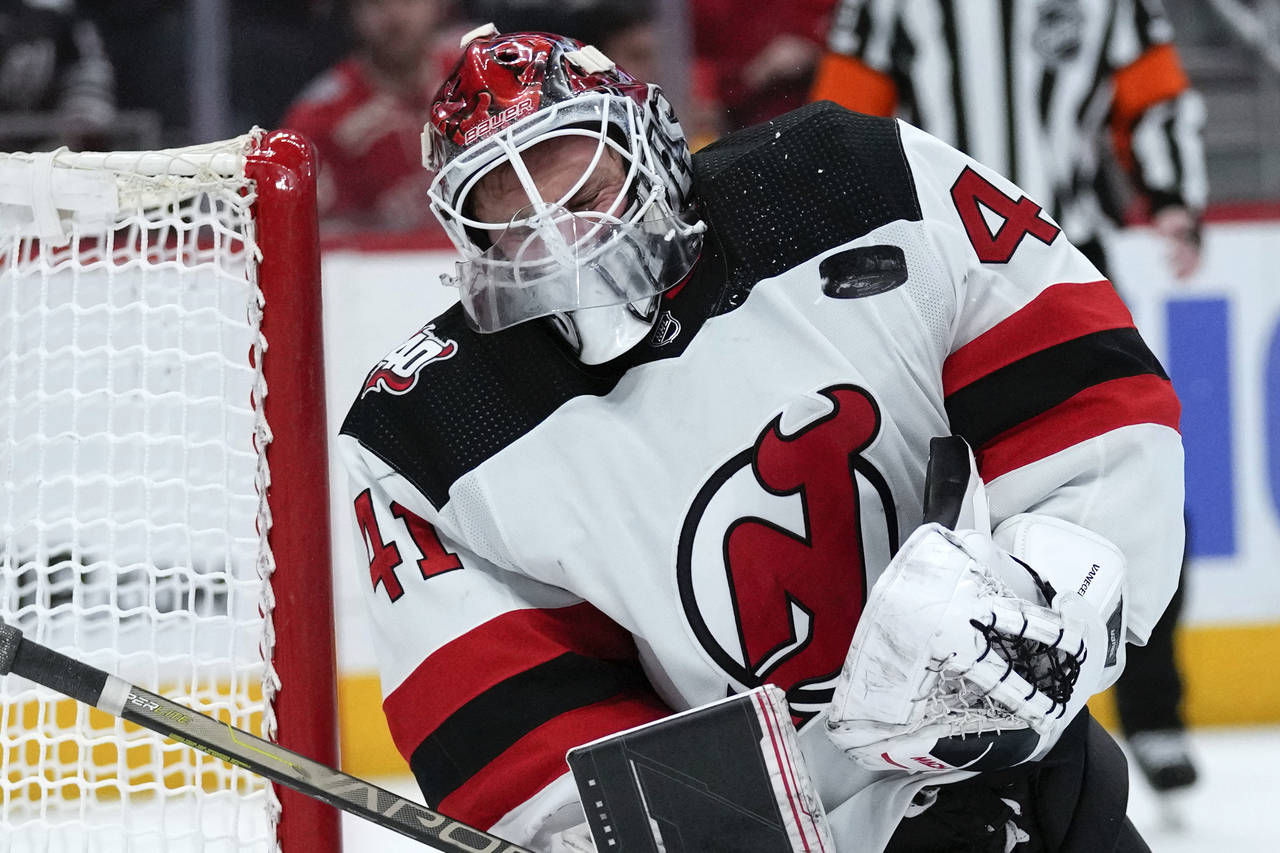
[{"x1": 0, "y1": 131, "x2": 339, "y2": 851}]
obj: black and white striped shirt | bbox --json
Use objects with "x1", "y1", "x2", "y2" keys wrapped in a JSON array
[{"x1": 812, "y1": 0, "x2": 1207, "y2": 245}]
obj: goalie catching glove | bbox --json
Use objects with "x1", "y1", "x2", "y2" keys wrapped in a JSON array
[{"x1": 825, "y1": 440, "x2": 1127, "y2": 773}]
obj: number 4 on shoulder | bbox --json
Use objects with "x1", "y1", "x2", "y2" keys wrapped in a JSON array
[{"x1": 950, "y1": 166, "x2": 1060, "y2": 263}]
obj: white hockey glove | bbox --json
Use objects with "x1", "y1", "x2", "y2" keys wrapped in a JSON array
[{"x1": 825, "y1": 441, "x2": 1127, "y2": 774}]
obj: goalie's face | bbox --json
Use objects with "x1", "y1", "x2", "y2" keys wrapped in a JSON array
[
  {"x1": 470, "y1": 136, "x2": 627, "y2": 232},
  {"x1": 446, "y1": 130, "x2": 699, "y2": 363},
  {"x1": 425, "y1": 28, "x2": 704, "y2": 362}
]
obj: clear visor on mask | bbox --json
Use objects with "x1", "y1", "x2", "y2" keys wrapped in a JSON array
[{"x1": 442, "y1": 202, "x2": 703, "y2": 333}]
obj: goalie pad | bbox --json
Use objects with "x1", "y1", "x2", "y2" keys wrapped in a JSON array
[
  {"x1": 565, "y1": 685, "x2": 834, "y2": 852},
  {"x1": 824, "y1": 439, "x2": 1128, "y2": 774}
]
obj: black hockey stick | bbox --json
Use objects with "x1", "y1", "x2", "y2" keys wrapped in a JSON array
[
  {"x1": 0, "y1": 623, "x2": 532, "y2": 853},
  {"x1": 921, "y1": 435, "x2": 977, "y2": 530}
]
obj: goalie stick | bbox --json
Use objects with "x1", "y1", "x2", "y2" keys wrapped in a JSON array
[
  {"x1": 920, "y1": 434, "x2": 980, "y2": 530},
  {"x1": 0, "y1": 623, "x2": 531, "y2": 853}
]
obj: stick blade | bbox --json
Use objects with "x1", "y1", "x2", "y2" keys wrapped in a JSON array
[{"x1": 566, "y1": 685, "x2": 833, "y2": 852}]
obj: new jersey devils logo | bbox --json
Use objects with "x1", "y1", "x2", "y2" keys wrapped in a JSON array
[
  {"x1": 360, "y1": 324, "x2": 457, "y2": 398},
  {"x1": 677, "y1": 385, "x2": 898, "y2": 724}
]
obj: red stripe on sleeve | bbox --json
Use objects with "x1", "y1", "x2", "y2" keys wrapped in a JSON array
[
  {"x1": 382, "y1": 603, "x2": 638, "y2": 759},
  {"x1": 976, "y1": 374, "x2": 1181, "y2": 481},
  {"x1": 943, "y1": 281, "x2": 1135, "y2": 395},
  {"x1": 439, "y1": 690, "x2": 671, "y2": 830}
]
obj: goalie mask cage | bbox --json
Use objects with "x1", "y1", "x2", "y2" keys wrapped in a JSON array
[{"x1": 0, "y1": 131, "x2": 340, "y2": 851}]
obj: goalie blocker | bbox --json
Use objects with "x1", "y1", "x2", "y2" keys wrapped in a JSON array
[{"x1": 566, "y1": 685, "x2": 833, "y2": 852}]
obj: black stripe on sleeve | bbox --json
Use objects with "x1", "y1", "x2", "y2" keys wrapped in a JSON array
[
  {"x1": 944, "y1": 327, "x2": 1169, "y2": 449},
  {"x1": 939, "y1": 0, "x2": 970, "y2": 154},
  {"x1": 409, "y1": 653, "x2": 648, "y2": 806}
]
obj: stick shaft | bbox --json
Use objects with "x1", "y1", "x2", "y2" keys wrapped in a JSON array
[
  {"x1": 921, "y1": 435, "x2": 975, "y2": 529},
  {"x1": 0, "y1": 625, "x2": 531, "y2": 853}
]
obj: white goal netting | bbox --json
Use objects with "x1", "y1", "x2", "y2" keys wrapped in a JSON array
[{"x1": 0, "y1": 135, "x2": 286, "y2": 851}]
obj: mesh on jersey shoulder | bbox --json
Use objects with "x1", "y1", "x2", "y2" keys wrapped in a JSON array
[
  {"x1": 885, "y1": 221, "x2": 955, "y2": 353},
  {"x1": 692, "y1": 102, "x2": 922, "y2": 313},
  {"x1": 340, "y1": 304, "x2": 623, "y2": 510},
  {"x1": 446, "y1": 476, "x2": 520, "y2": 571}
]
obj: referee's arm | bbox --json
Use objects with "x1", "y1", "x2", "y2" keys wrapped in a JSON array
[{"x1": 808, "y1": 0, "x2": 898, "y2": 115}]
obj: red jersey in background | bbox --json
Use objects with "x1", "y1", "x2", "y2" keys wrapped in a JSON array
[
  {"x1": 692, "y1": 0, "x2": 836, "y2": 131},
  {"x1": 282, "y1": 57, "x2": 441, "y2": 234}
]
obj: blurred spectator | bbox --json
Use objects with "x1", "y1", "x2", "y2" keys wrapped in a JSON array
[
  {"x1": 281, "y1": 0, "x2": 465, "y2": 234},
  {"x1": 692, "y1": 0, "x2": 834, "y2": 132},
  {"x1": 83, "y1": 1, "x2": 182, "y2": 144},
  {"x1": 468, "y1": 0, "x2": 725, "y2": 147},
  {"x1": 85, "y1": 1, "x2": 345, "y2": 149},
  {"x1": 468, "y1": 0, "x2": 656, "y2": 79},
  {"x1": 230, "y1": 1, "x2": 350, "y2": 134},
  {"x1": 0, "y1": 0, "x2": 116, "y2": 151}
]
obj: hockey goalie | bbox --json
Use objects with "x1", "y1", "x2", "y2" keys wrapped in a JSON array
[{"x1": 338, "y1": 24, "x2": 1182, "y2": 853}]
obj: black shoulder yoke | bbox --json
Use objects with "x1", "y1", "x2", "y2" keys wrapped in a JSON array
[
  {"x1": 692, "y1": 101, "x2": 921, "y2": 313},
  {"x1": 340, "y1": 303, "x2": 622, "y2": 510}
]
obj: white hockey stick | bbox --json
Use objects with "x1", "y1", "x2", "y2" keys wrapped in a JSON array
[{"x1": 0, "y1": 623, "x2": 531, "y2": 853}]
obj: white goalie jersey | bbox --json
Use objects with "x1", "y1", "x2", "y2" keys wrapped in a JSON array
[{"x1": 338, "y1": 103, "x2": 1184, "y2": 852}]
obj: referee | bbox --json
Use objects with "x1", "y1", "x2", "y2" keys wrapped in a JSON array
[{"x1": 811, "y1": 0, "x2": 1207, "y2": 279}]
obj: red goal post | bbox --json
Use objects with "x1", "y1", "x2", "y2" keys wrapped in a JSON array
[{"x1": 0, "y1": 130, "x2": 340, "y2": 851}]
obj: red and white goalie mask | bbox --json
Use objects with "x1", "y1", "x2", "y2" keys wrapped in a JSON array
[{"x1": 422, "y1": 25, "x2": 704, "y2": 364}]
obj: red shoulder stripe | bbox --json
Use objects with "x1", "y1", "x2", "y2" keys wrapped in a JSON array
[
  {"x1": 943, "y1": 281, "x2": 1134, "y2": 395},
  {"x1": 977, "y1": 373, "x2": 1180, "y2": 481}
]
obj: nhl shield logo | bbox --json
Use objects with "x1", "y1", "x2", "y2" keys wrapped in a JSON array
[
  {"x1": 1033, "y1": 0, "x2": 1084, "y2": 63},
  {"x1": 360, "y1": 324, "x2": 457, "y2": 398}
]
